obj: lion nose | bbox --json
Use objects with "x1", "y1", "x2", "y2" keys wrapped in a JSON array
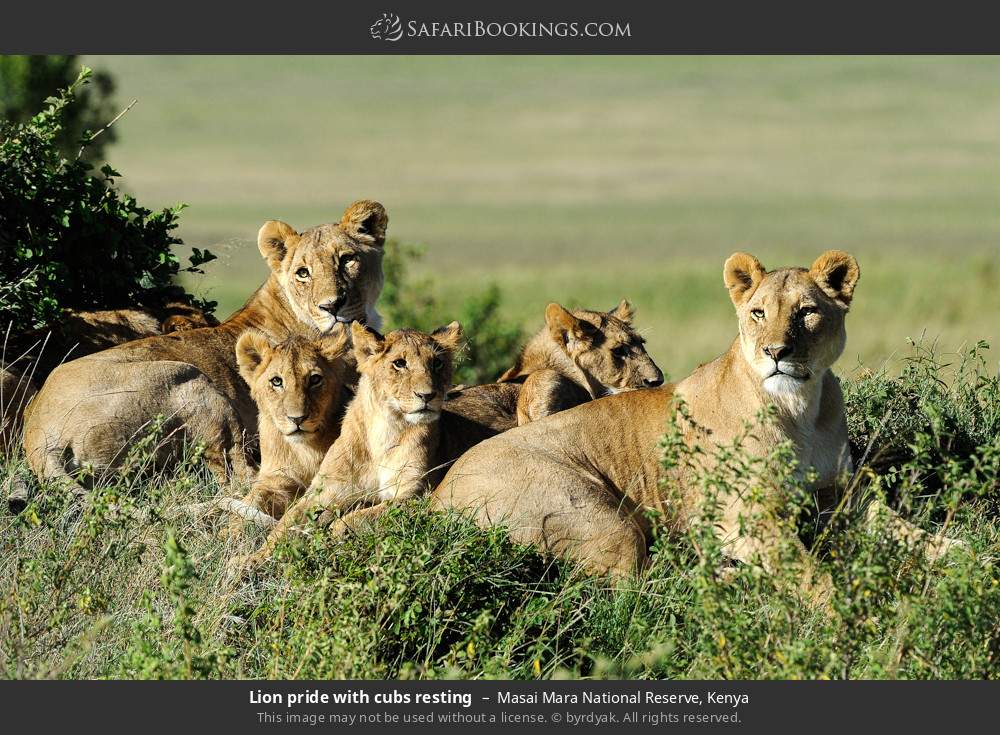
[
  {"x1": 318, "y1": 296, "x2": 345, "y2": 316},
  {"x1": 763, "y1": 344, "x2": 791, "y2": 362},
  {"x1": 644, "y1": 370, "x2": 664, "y2": 388},
  {"x1": 414, "y1": 390, "x2": 435, "y2": 403},
  {"x1": 286, "y1": 414, "x2": 306, "y2": 427}
]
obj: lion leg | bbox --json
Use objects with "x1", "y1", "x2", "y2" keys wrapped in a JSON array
[
  {"x1": 218, "y1": 472, "x2": 303, "y2": 540},
  {"x1": 864, "y1": 497, "x2": 966, "y2": 563},
  {"x1": 328, "y1": 501, "x2": 392, "y2": 539},
  {"x1": 711, "y1": 502, "x2": 833, "y2": 606}
]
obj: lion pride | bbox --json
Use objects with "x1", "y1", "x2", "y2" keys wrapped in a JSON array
[{"x1": 22, "y1": 200, "x2": 388, "y2": 493}]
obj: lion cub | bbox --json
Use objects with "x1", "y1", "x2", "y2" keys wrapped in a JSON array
[
  {"x1": 220, "y1": 327, "x2": 351, "y2": 533},
  {"x1": 243, "y1": 320, "x2": 462, "y2": 564},
  {"x1": 499, "y1": 301, "x2": 664, "y2": 424}
]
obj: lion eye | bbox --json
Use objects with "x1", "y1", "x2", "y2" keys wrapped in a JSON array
[
  {"x1": 750, "y1": 308, "x2": 765, "y2": 321},
  {"x1": 308, "y1": 374, "x2": 323, "y2": 386},
  {"x1": 799, "y1": 306, "x2": 817, "y2": 316},
  {"x1": 432, "y1": 357, "x2": 444, "y2": 371},
  {"x1": 341, "y1": 254, "x2": 357, "y2": 266},
  {"x1": 612, "y1": 345, "x2": 630, "y2": 359},
  {"x1": 392, "y1": 358, "x2": 407, "y2": 370},
  {"x1": 295, "y1": 267, "x2": 310, "y2": 279},
  {"x1": 270, "y1": 376, "x2": 283, "y2": 388}
]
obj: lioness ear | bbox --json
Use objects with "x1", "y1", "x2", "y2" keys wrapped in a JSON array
[
  {"x1": 340, "y1": 200, "x2": 388, "y2": 248},
  {"x1": 545, "y1": 303, "x2": 593, "y2": 349},
  {"x1": 723, "y1": 252, "x2": 766, "y2": 306},
  {"x1": 235, "y1": 330, "x2": 273, "y2": 384},
  {"x1": 608, "y1": 299, "x2": 633, "y2": 323},
  {"x1": 810, "y1": 250, "x2": 860, "y2": 309},
  {"x1": 431, "y1": 321, "x2": 463, "y2": 352},
  {"x1": 351, "y1": 321, "x2": 385, "y2": 364},
  {"x1": 317, "y1": 324, "x2": 351, "y2": 364},
  {"x1": 257, "y1": 220, "x2": 299, "y2": 270}
]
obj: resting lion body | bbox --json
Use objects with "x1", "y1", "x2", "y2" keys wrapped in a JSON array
[
  {"x1": 23, "y1": 200, "x2": 388, "y2": 491},
  {"x1": 434, "y1": 250, "x2": 956, "y2": 601},
  {"x1": 499, "y1": 300, "x2": 663, "y2": 425}
]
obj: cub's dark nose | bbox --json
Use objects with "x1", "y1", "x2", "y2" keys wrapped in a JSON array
[
  {"x1": 287, "y1": 414, "x2": 306, "y2": 427},
  {"x1": 414, "y1": 391, "x2": 435, "y2": 402},
  {"x1": 763, "y1": 344, "x2": 791, "y2": 362},
  {"x1": 644, "y1": 371, "x2": 664, "y2": 388},
  {"x1": 318, "y1": 296, "x2": 346, "y2": 316}
]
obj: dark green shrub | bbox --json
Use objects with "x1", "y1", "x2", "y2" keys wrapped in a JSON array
[
  {"x1": 0, "y1": 55, "x2": 118, "y2": 161},
  {"x1": 0, "y1": 67, "x2": 215, "y2": 333}
]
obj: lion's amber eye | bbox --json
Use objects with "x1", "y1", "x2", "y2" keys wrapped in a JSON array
[
  {"x1": 750, "y1": 308, "x2": 765, "y2": 321},
  {"x1": 392, "y1": 358, "x2": 407, "y2": 370},
  {"x1": 295, "y1": 267, "x2": 310, "y2": 279},
  {"x1": 308, "y1": 374, "x2": 323, "y2": 386},
  {"x1": 270, "y1": 376, "x2": 283, "y2": 388}
]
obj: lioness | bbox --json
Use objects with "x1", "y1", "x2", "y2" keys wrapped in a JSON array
[
  {"x1": 499, "y1": 301, "x2": 664, "y2": 424},
  {"x1": 433, "y1": 250, "x2": 958, "y2": 602},
  {"x1": 242, "y1": 321, "x2": 462, "y2": 565},
  {"x1": 23, "y1": 200, "x2": 388, "y2": 492}
]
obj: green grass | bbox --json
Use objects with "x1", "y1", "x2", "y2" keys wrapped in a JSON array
[
  {"x1": 83, "y1": 55, "x2": 1000, "y2": 378},
  {"x1": 2, "y1": 341, "x2": 998, "y2": 679}
]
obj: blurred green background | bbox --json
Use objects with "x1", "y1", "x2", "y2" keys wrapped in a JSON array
[{"x1": 85, "y1": 55, "x2": 1000, "y2": 380}]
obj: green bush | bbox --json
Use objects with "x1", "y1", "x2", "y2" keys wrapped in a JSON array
[
  {"x1": 0, "y1": 67, "x2": 215, "y2": 333},
  {"x1": 381, "y1": 240, "x2": 522, "y2": 385},
  {"x1": 0, "y1": 55, "x2": 118, "y2": 162}
]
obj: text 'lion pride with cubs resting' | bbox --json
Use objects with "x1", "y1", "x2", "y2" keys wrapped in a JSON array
[
  {"x1": 23, "y1": 200, "x2": 388, "y2": 494},
  {"x1": 434, "y1": 250, "x2": 960, "y2": 603}
]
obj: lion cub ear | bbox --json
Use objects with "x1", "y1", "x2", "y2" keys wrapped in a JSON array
[
  {"x1": 236, "y1": 330, "x2": 274, "y2": 384},
  {"x1": 431, "y1": 321, "x2": 463, "y2": 352},
  {"x1": 810, "y1": 250, "x2": 860, "y2": 309},
  {"x1": 317, "y1": 323, "x2": 351, "y2": 364},
  {"x1": 545, "y1": 303, "x2": 594, "y2": 351},
  {"x1": 257, "y1": 220, "x2": 299, "y2": 270},
  {"x1": 724, "y1": 252, "x2": 766, "y2": 306},
  {"x1": 608, "y1": 299, "x2": 633, "y2": 323},
  {"x1": 351, "y1": 321, "x2": 386, "y2": 366},
  {"x1": 340, "y1": 200, "x2": 388, "y2": 248}
]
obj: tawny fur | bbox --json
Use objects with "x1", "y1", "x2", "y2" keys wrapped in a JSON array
[
  {"x1": 498, "y1": 300, "x2": 663, "y2": 424},
  {"x1": 242, "y1": 321, "x2": 462, "y2": 565},
  {"x1": 215, "y1": 328, "x2": 351, "y2": 536},
  {"x1": 434, "y1": 250, "x2": 960, "y2": 605},
  {"x1": 23, "y1": 200, "x2": 388, "y2": 492}
]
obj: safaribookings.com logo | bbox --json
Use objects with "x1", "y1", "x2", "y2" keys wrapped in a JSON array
[{"x1": 369, "y1": 13, "x2": 631, "y2": 42}]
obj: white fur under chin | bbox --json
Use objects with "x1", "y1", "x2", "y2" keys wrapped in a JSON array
[
  {"x1": 762, "y1": 374, "x2": 812, "y2": 416},
  {"x1": 404, "y1": 410, "x2": 439, "y2": 425}
]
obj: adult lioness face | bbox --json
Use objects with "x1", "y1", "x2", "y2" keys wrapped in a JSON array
[
  {"x1": 724, "y1": 250, "x2": 860, "y2": 396},
  {"x1": 236, "y1": 328, "x2": 351, "y2": 441},
  {"x1": 257, "y1": 200, "x2": 388, "y2": 332}
]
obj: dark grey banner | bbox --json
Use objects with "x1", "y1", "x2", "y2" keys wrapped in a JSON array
[
  {"x1": 1, "y1": 680, "x2": 996, "y2": 732},
  {"x1": 1, "y1": 0, "x2": 999, "y2": 53}
]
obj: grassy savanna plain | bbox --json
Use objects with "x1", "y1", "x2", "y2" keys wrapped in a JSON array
[
  {"x1": 86, "y1": 55, "x2": 1000, "y2": 380},
  {"x1": 2, "y1": 57, "x2": 1000, "y2": 680}
]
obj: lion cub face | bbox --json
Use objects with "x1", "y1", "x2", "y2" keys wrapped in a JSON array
[
  {"x1": 256, "y1": 200, "x2": 388, "y2": 333},
  {"x1": 352, "y1": 321, "x2": 463, "y2": 425},
  {"x1": 236, "y1": 328, "x2": 351, "y2": 441},
  {"x1": 545, "y1": 301, "x2": 664, "y2": 393},
  {"x1": 724, "y1": 250, "x2": 860, "y2": 396}
]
